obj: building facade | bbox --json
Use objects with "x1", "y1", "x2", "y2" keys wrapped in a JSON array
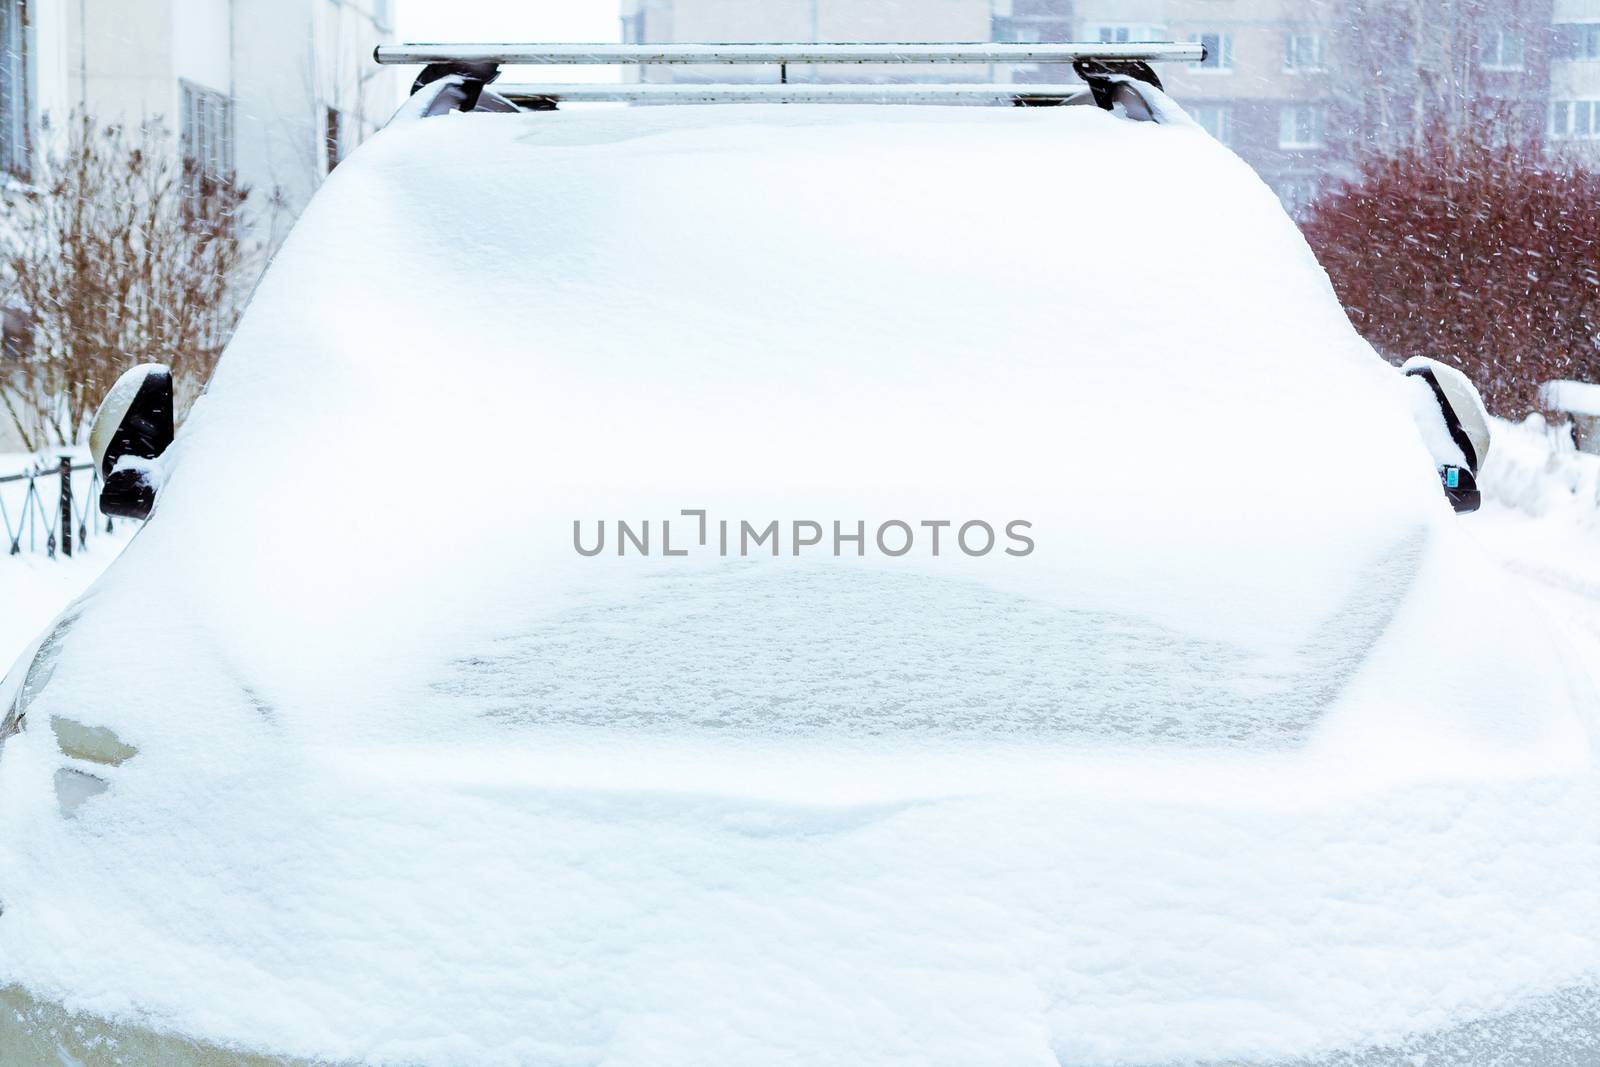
[
  {"x1": 620, "y1": 0, "x2": 1580, "y2": 215},
  {"x1": 1, "y1": 0, "x2": 402, "y2": 451},
  {"x1": 1, "y1": 0, "x2": 403, "y2": 228},
  {"x1": 1550, "y1": 0, "x2": 1600, "y2": 163},
  {"x1": 622, "y1": 0, "x2": 1036, "y2": 84},
  {"x1": 1143, "y1": 0, "x2": 1347, "y2": 212}
]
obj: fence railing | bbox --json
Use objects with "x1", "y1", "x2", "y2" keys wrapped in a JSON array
[{"x1": 0, "y1": 458, "x2": 118, "y2": 558}]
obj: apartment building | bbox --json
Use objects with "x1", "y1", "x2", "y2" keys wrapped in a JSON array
[
  {"x1": 622, "y1": 1, "x2": 1071, "y2": 83},
  {"x1": 1551, "y1": 0, "x2": 1600, "y2": 162},
  {"x1": 616, "y1": 0, "x2": 1352, "y2": 209},
  {"x1": 1108, "y1": 0, "x2": 1345, "y2": 213},
  {"x1": 623, "y1": 0, "x2": 1004, "y2": 55},
  {"x1": 1, "y1": 0, "x2": 403, "y2": 450},
  {"x1": 1, "y1": 0, "x2": 402, "y2": 223},
  {"x1": 620, "y1": 0, "x2": 1581, "y2": 216}
]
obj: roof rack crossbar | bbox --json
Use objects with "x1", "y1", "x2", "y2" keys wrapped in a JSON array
[
  {"x1": 491, "y1": 83, "x2": 1091, "y2": 106},
  {"x1": 376, "y1": 42, "x2": 1206, "y2": 67}
]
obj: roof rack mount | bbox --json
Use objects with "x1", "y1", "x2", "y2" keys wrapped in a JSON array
[
  {"x1": 375, "y1": 42, "x2": 1207, "y2": 66},
  {"x1": 383, "y1": 42, "x2": 1204, "y2": 118}
]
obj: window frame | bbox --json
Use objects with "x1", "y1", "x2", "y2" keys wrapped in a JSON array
[
  {"x1": 1278, "y1": 104, "x2": 1326, "y2": 150},
  {"x1": 0, "y1": 0, "x2": 31, "y2": 180},
  {"x1": 993, "y1": 14, "x2": 1074, "y2": 45},
  {"x1": 1555, "y1": 22, "x2": 1600, "y2": 61},
  {"x1": 1550, "y1": 99, "x2": 1600, "y2": 140},
  {"x1": 1283, "y1": 31, "x2": 1326, "y2": 72},
  {"x1": 179, "y1": 79, "x2": 234, "y2": 196},
  {"x1": 1084, "y1": 23, "x2": 1167, "y2": 45},
  {"x1": 1189, "y1": 32, "x2": 1234, "y2": 72},
  {"x1": 1479, "y1": 28, "x2": 1526, "y2": 71},
  {"x1": 1583, "y1": 22, "x2": 1600, "y2": 61}
]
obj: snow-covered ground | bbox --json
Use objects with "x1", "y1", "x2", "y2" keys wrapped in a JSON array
[
  {"x1": 0, "y1": 550, "x2": 128, "y2": 674},
  {"x1": 1470, "y1": 418, "x2": 1600, "y2": 657},
  {"x1": 0, "y1": 453, "x2": 135, "y2": 673}
]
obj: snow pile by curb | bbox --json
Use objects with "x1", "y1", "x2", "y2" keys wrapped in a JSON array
[
  {"x1": 1, "y1": 451, "x2": 133, "y2": 667},
  {"x1": 1480, "y1": 414, "x2": 1600, "y2": 525}
]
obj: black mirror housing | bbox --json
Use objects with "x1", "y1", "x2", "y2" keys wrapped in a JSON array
[
  {"x1": 1402, "y1": 357, "x2": 1492, "y2": 516},
  {"x1": 1439, "y1": 464, "x2": 1481, "y2": 514},
  {"x1": 89, "y1": 364, "x2": 175, "y2": 520}
]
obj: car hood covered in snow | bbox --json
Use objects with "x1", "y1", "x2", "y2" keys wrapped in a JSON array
[{"x1": 2, "y1": 103, "x2": 1599, "y2": 1066}]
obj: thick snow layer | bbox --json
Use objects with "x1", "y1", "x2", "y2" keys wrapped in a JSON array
[
  {"x1": 1482, "y1": 414, "x2": 1600, "y2": 526},
  {"x1": 2, "y1": 105, "x2": 1598, "y2": 1065},
  {"x1": 1472, "y1": 416, "x2": 1600, "y2": 655},
  {"x1": 1542, "y1": 379, "x2": 1600, "y2": 419}
]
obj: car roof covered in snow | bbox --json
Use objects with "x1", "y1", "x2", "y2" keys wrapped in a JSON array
[{"x1": 2, "y1": 103, "x2": 1597, "y2": 1065}]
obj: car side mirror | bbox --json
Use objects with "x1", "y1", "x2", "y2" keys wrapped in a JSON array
[
  {"x1": 89, "y1": 364, "x2": 175, "y2": 520},
  {"x1": 1402, "y1": 356, "x2": 1491, "y2": 514}
]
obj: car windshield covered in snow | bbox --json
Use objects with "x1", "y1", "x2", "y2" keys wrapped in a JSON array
[{"x1": 2, "y1": 101, "x2": 1598, "y2": 1066}]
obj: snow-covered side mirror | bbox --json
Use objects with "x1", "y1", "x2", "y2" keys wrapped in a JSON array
[
  {"x1": 1402, "y1": 356, "x2": 1491, "y2": 514},
  {"x1": 90, "y1": 364, "x2": 175, "y2": 521}
]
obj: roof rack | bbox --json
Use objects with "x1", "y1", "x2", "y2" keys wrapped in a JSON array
[
  {"x1": 378, "y1": 41, "x2": 1205, "y2": 117},
  {"x1": 493, "y1": 83, "x2": 1088, "y2": 108},
  {"x1": 374, "y1": 42, "x2": 1206, "y2": 67}
]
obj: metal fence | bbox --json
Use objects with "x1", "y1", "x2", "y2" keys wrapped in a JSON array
[{"x1": 0, "y1": 459, "x2": 118, "y2": 558}]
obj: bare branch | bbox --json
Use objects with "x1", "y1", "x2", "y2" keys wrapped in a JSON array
[{"x1": 0, "y1": 111, "x2": 263, "y2": 449}]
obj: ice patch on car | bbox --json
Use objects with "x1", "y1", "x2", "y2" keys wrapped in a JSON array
[{"x1": 440, "y1": 534, "x2": 1422, "y2": 745}]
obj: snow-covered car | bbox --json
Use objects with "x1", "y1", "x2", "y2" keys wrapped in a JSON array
[{"x1": 2, "y1": 45, "x2": 1597, "y2": 1067}]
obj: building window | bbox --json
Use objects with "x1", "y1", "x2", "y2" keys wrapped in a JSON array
[
  {"x1": 1190, "y1": 32, "x2": 1233, "y2": 71},
  {"x1": 1279, "y1": 104, "x2": 1325, "y2": 148},
  {"x1": 1190, "y1": 104, "x2": 1233, "y2": 145},
  {"x1": 1550, "y1": 100, "x2": 1600, "y2": 140},
  {"x1": 0, "y1": 0, "x2": 28, "y2": 179},
  {"x1": 1480, "y1": 29, "x2": 1525, "y2": 70},
  {"x1": 1085, "y1": 24, "x2": 1166, "y2": 44},
  {"x1": 1553, "y1": 23, "x2": 1600, "y2": 61},
  {"x1": 994, "y1": 5, "x2": 1074, "y2": 75},
  {"x1": 180, "y1": 80, "x2": 233, "y2": 193},
  {"x1": 1284, "y1": 32, "x2": 1325, "y2": 72},
  {"x1": 993, "y1": 14, "x2": 1073, "y2": 45},
  {"x1": 1277, "y1": 177, "x2": 1319, "y2": 219},
  {"x1": 325, "y1": 107, "x2": 343, "y2": 172}
]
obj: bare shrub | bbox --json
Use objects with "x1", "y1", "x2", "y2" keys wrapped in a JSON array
[
  {"x1": 1301, "y1": 123, "x2": 1600, "y2": 416},
  {"x1": 0, "y1": 112, "x2": 258, "y2": 451}
]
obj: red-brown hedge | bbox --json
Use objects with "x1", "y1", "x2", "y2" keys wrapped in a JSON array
[{"x1": 1301, "y1": 128, "x2": 1600, "y2": 415}]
